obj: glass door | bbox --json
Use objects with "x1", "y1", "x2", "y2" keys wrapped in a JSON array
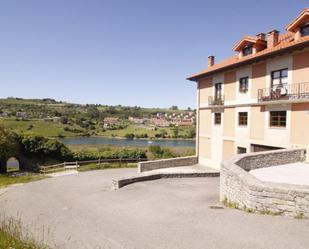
[{"x1": 215, "y1": 83, "x2": 222, "y2": 99}]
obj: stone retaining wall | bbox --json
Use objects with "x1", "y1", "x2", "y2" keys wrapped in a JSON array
[
  {"x1": 138, "y1": 156, "x2": 198, "y2": 173},
  {"x1": 113, "y1": 171, "x2": 219, "y2": 190},
  {"x1": 220, "y1": 148, "x2": 309, "y2": 218}
]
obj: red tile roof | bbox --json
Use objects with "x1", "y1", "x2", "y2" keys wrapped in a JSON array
[
  {"x1": 188, "y1": 8, "x2": 309, "y2": 81},
  {"x1": 286, "y1": 8, "x2": 309, "y2": 32},
  {"x1": 188, "y1": 32, "x2": 309, "y2": 81},
  {"x1": 233, "y1": 35, "x2": 264, "y2": 52}
]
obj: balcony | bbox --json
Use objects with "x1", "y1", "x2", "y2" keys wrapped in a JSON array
[
  {"x1": 208, "y1": 95, "x2": 225, "y2": 106},
  {"x1": 258, "y1": 82, "x2": 309, "y2": 102}
]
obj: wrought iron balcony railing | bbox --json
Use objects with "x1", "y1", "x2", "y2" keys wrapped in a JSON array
[
  {"x1": 258, "y1": 82, "x2": 309, "y2": 102},
  {"x1": 208, "y1": 95, "x2": 225, "y2": 106}
]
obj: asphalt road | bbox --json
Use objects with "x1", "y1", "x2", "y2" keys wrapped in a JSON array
[{"x1": 0, "y1": 168, "x2": 309, "y2": 249}]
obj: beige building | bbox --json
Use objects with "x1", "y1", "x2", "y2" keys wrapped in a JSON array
[{"x1": 188, "y1": 8, "x2": 309, "y2": 170}]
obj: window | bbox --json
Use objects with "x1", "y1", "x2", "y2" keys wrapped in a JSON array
[
  {"x1": 271, "y1": 68, "x2": 288, "y2": 87},
  {"x1": 239, "y1": 77, "x2": 249, "y2": 93},
  {"x1": 237, "y1": 147, "x2": 247, "y2": 154},
  {"x1": 242, "y1": 45, "x2": 253, "y2": 56},
  {"x1": 270, "y1": 111, "x2": 286, "y2": 127},
  {"x1": 238, "y1": 112, "x2": 248, "y2": 126},
  {"x1": 214, "y1": 113, "x2": 221, "y2": 125},
  {"x1": 214, "y1": 83, "x2": 222, "y2": 98},
  {"x1": 300, "y1": 23, "x2": 309, "y2": 37}
]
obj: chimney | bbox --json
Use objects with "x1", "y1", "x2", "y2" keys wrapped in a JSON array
[
  {"x1": 267, "y1": 30, "x2": 279, "y2": 48},
  {"x1": 256, "y1": 33, "x2": 266, "y2": 40},
  {"x1": 208, "y1": 55, "x2": 215, "y2": 67}
]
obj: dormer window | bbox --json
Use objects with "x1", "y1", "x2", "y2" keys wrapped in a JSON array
[
  {"x1": 286, "y1": 9, "x2": 309, "y2": 40},
  {"x1": 234, "y1": 35, "x2": 266, "y2": 58},
  {"x1": 300, "y1": 23, "x2": 309, "y2": 36},
  {"x1": 242, "y1": 45, "x2": 253, "y2": 56}
]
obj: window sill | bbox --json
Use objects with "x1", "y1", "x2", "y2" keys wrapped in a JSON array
[{"x1": 269, "y1": 126, "x2": 287, "y2": 130}]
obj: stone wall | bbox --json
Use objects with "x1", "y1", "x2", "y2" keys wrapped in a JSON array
[
  {"x1": 236, "y1": 148, "x2": 306, "y2": 171},
  {"x1": 220, "y1": 148, "x2": 309, "y2": 218},
  {"x1": 138, "y1": 156, "x2": 198, "y2": 173}
]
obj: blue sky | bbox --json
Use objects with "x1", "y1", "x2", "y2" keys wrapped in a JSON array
[{"x1": 0, "y1": 0, "x2": 308, "y2": 108}]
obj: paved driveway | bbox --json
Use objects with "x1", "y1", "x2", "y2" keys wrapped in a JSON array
[{"x1": 0, "y1": 168, "x2": 309, "y2": 249}]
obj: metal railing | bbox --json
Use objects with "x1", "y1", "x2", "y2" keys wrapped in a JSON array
[
  {"x1": 208, "y1": 95, "x2": 225, "y2": 106},
  {"x1": 258, "y1": 82, "x2": 309, "y2": 102}
]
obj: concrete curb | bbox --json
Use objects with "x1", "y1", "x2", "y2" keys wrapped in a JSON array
[{"x1": 112, "y1": 171, "x2": 220, "y2": 190}]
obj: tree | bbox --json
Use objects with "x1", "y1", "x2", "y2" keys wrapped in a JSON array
[
  {"x1": 0, "y1": 127, "x2": 19, "y2": 163},
  {"x1": 172, "y1": 126, "x2": 179, "y2": 138},
  {"x1": 170, "y1": 106, "x2": 178, "y2": 110},
  {"x1": 60, "y1": 116, "x2": 68, "y2": 124},
  {"x1": 125, "y1": 133, "x2": 135, "y2": 139},
  {"x1": 87, "y1": 106, "x2": 100, "y2": 119},
  {"x1": 187, "y1": 127, "x2": 196, "y2": 138},
  {"x1": 148, "y1": 145, "x2": 164, "y2": 158},
  {"x1": 160, "y1": 129, "x2": 168, "y2": 138}
]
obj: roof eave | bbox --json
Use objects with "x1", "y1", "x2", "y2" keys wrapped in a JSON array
[
  {"x1": 286, "y1": 9, "x2": 309, "y2": 32},
  {"x1": 187, "y1": 40, "x2": 309, "y2": 82}
]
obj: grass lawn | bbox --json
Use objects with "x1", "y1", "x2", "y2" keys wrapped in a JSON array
[
  {"x1": 0, "y1": 217, "x2": 49, "y2": 249},
  {"x1": 0, "y1": 118, "x2": 83, "y2": 137},
  {"x1": 0, "y1": 174, "x2": 48, "y2": 189}
]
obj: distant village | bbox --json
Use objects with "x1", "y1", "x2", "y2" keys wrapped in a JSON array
[
  {"x1": 0, "y1": 110, "x2": 196, "y2": 129},
  {"x1": 104, "y1": 112, "x2": 196, "y2": 129}
]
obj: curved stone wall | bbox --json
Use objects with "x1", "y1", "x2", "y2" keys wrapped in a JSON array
[
  {"x1": 138, "y1": 156, "x2": 198, "y2": 173},
  {"x1": 220, "y1": 148, "x2": 309, "y2": 218}
]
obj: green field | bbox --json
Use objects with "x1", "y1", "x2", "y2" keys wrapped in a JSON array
[
  {"x1": 0, "y1": 118, "x2": 83, "y2": 137},
  {"x1": 0, "y1": 118, "x2": 195, "y2": 139},
  {"x1": 98, "y1": 124, "x2": 194, "y2": 138},
  {"x1": 0, "y1": 97, "x2": 195, "y2": 140}
]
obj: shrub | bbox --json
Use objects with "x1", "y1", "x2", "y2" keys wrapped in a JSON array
[
  {"x1": 73, "y1": 148, "x2": 147, "y2": 161},
  {"x1": 20, "y1": 136, "x2": 72, "y2": 161},
  {"x1": 125, "y1": 133, "x2": 135, "y2": 139},
  {"x1": 0, "y1": 127, "x2": 19, "y2": 163},
  {"x1": 148, "y1": 145, "x2": 177, "y2": 159}
]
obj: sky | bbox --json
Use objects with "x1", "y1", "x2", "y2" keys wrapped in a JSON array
[{"x1": 0, "y1": 0, "x2": 308, "y2": 108}]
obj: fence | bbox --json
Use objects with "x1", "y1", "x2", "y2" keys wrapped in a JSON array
[{"x1": 39, "y1": 158, "x2": 148, "y2": 173}]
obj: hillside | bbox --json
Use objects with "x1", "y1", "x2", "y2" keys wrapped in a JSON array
[{"x1": 0, "y1": 97, "x2": 196, "y2": 139}]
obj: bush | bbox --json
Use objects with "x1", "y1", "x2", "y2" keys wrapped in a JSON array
[
  {"x1": 172, "y1": 127, "x2": 179, "y2": 138},
  {"x1": 73, "y1": 148, "x2": 147, "y2": 161},
  {"x1": 125, "y1": 133, "x2": 135, "y2": 139},
  {"x1": 60, "y1": 116, "x2": 68, "y2": 124},
  {"x1": 148, "y1": 145, "x2": 177, "y2": 159},
  {"x1": 0, "y1": 127, "x2": 19, "y2": 163},
  {"x1": 135, "y1": 133, "x2": 148, "y2": 139},
  {"x1": 148, "y1": 145, "x2": 163, "y2": 157},
  {"x1": 20, "y1": 136, "x2": 73, "y2": 161}
]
